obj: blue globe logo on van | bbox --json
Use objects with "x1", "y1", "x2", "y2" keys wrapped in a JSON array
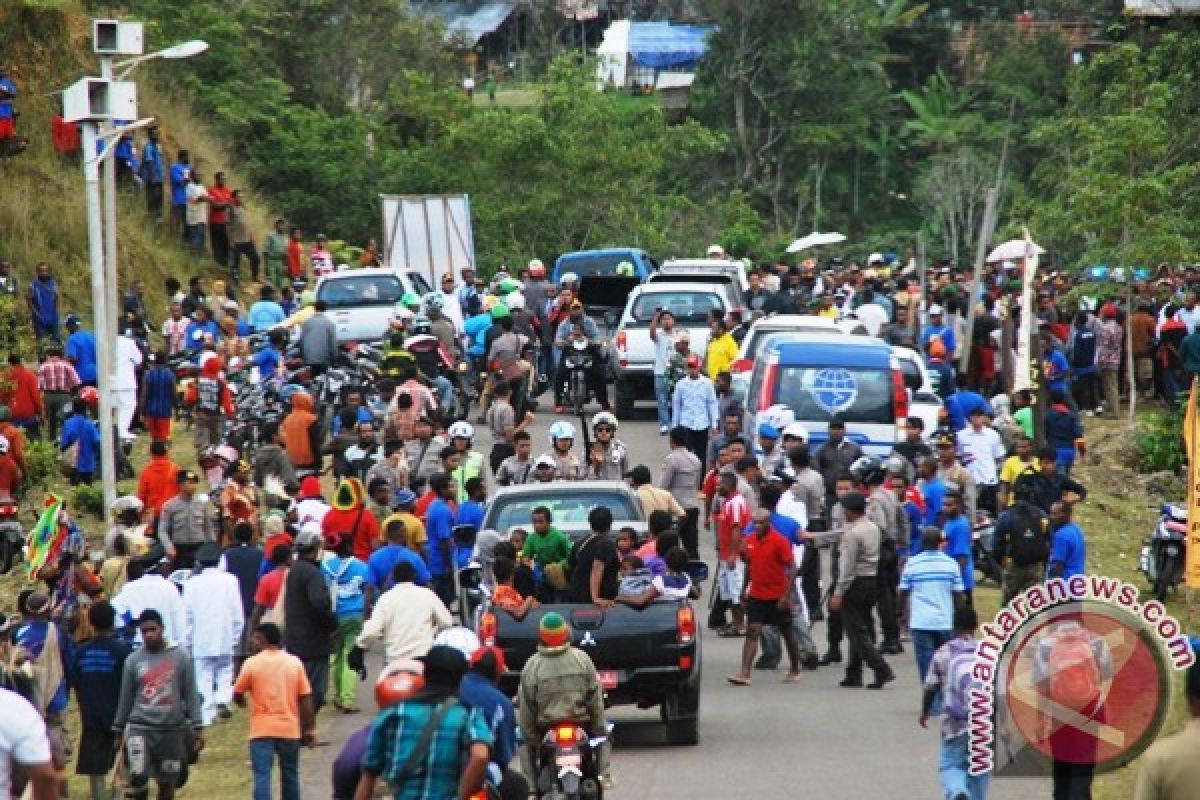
[{"x1": 812, "y1": 368, "x2": 858, "y2": 414}]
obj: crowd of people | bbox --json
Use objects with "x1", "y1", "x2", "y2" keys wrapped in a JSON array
[{"x1": 2, "y1": 237, "x2": 1200, "y2": 800}]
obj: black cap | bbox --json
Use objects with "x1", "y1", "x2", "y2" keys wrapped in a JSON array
[
  {"x1": 840, "y1": 491, "x2": 867, "y2": 513},
  {"x1": 195, "y1": 542, "x2": 221, "y2": 567},
  {"x1": 420, "y1": 645, "x2": 468, "y2": 688}
]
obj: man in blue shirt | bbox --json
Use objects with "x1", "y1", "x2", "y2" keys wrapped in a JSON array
[
  {"x1": 944, "y1": 373, "x2": 992, "y2": 432},
  {"x1": 28, "y1": 262, "x2": 61, "y2": 342},
  {"x1": 253, "y1": 335, "x2": 282, "y2": 383},
  {"x1": 71, "y1": 601, "x2": 132, "y2": 798},
  {"x1": 917, "y1": 457, "x2": 946, "y2": 532},
  {"x1": 1042, "y1": 332, "x2": 1071, "y2": 397},
  {"x1": 139, "y1": 127, "x2": 165, "y2": 217},
  {"x1": 459, "y1": 646, "x2": 527, "y2": 798},
  {"x1": 458, "y1": 477, "x2": 487, "y2": 533},
  {"x1": 1048, "y1": 501, "x2": 1086, "y2": 580},
  {"x1": 65, "y1": 314, "x2": 98, "y2": 385},
  {"x1": 425, "y1": 473, "x2": 459, "y2": 606},
  {"x1": 671, "y1": 356, "x2": 720, "y2": 465},
  {"x1": 169, "y1": 150, "x2": 191, "y2": 238},
  {"x1": 941, "y1": 490, "x2": 974, "y2": 605},
  {"x1": 367, "y1": 517, "x2": 431, "y2": 593},
  {"x1": 184, "y1": 307, "x2": 219, "y2": 352},
  {"x1": 920, "y1": 305, "x2": 957, "y2": 356},
  {"x1": 898, "y1": 527, "x2": 964, "y2": 686},
  {"x1": 16, "y1": 590, "x2": 74, "y2": 787},
  {"x1": 247, "y1": 285, "x2": 287, "y2": 332}
]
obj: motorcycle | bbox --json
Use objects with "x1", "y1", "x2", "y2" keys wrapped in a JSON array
[
  {"x1": 0, "y1": 491, "x2": 21, "y2": 575},
  {"x1": 1140, "y1": 503, "x2": 1187, "y2": 602},
  {"x1": 563, "y1": 338, "x2": 593, "y2": 416},
  {"x1": 536, "y1": 721, "x2": 605, "y2": 800},
  {"x1": 971, "y1": 510, "x2": 1002, "y2": 587}
]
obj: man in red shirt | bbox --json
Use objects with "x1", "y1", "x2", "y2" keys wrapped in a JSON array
[
  {"x1": 207, "y1": 171, "x2": 234, "y2": 268},
  {"x1": 727, "y1": 508, "x2": 802, "y2": 686},
  {"x1": 286, "y1": 227, "x2": 306, "y2": 281},
  {"x1": 2, "y1": 354, "x2": 43, "y2": 435},
  {"x1": 0, "y1": 434, "x2": 24, "y2": 496},
  {"x1": 713, "y1": 472, "x2": 748, "y2": 636}
]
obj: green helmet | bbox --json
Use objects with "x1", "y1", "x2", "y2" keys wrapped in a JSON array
[
  {"x1": 490, "y1": 303, "x2": 511, "y2": 320},
  {"x1": 615, "y1": 261, "x2": 634, "y2": 277},
  {"x1": 401, "y1": 291, "x2": 420, "y2": 309},
  {"x1": 497, "y1": 278, "x2": 521, "y2": 296}
]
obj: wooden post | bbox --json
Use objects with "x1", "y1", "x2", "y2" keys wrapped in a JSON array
[
  {"x1": 1126, "y1": 278, "x2": 1137, "y2": 420},
  {"x1": 959, "y1": 187, "x2": 1000, "y2": 377},
  {"x1": 916, "y1": 231, "x2": 927, "y2": 344}
]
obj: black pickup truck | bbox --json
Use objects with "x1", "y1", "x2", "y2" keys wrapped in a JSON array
[{"x1": 478, "y1": 600, "x2": 702, "y2": 745}]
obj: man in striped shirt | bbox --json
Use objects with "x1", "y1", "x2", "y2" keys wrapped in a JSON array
[
  {"x1": 898, "y1": 526, "x2": 965, "y2": 684},
  {"x1": 36, "y1": 343, "x2": 78, "y2": 441}
]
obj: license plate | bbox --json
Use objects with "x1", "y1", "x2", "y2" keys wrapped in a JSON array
[
  {"x1": 598, "y1": 670, "x2": 618, "y2": 689},
  {"x1": 556, "y1": 752, "x2": 582, "y2": 768}
]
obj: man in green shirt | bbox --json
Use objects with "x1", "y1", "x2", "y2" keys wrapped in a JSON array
[
  {"x1": 520, "y1": 506, "x2": 571, "y2": 569},
  {"x1": 262, "y1": 218, "x2": 289, "y2": 290},
  {"x1": 1012, "y1": 388, "x2": 1034, "y2": 439}
]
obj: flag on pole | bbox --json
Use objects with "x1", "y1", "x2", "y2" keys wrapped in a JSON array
[
  {"x1": 1185, "y1": 378, "x2": 1200, "y2": 588},
  {"x1": 25, "y1": 494, "x2": 65, "y2": 579}
]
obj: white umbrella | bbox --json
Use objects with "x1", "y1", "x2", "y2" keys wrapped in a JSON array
[
  {"x1": 987, "y1": 238, "x2": 1045, "y2": 263},
  {"x1": 786, "y1": 231, "x2": 846, "y2": 253}
]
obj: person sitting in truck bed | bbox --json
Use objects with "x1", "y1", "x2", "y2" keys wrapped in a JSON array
[
  {"x1": 491, "y1": 556, "x2": 538, "y2": 621},
  {"x1": 616, "y1": 548, "x2": 698, "y2": 609}
]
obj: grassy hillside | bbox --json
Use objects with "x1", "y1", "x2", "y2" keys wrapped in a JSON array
[{"x1": 0, "y1": 0, "x2": 273, "y2": 322}]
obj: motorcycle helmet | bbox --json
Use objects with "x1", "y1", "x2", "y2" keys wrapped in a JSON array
[
  {"x1": 591, "y1": 411, "x2": 618, "y2": 433},
  {"x1": 492, "y1": 270, "x2": 511, "y2": 287},
  {"x1": 884, "y1": 454, "x2": 909, "y2": 478},
  {"x1": 375, "y1": 658, "x2": 425, "y2": 709},
  {"x1": 412, "y1": 315, "x2": 432, "y2": 335},
  {"x1": 781, "y1": 421, "x2": 808, "y2": 442},
  {"x1": 706, "y1": 244, "x2": 725, "y2": 257},
  {"x1": 1012, "y1": 470, "x2": 1040, "y2": 502},
  {"x1": 401, "y1": 291, "x2": 421, "y2": 310},
  {"x1": 760, "y1": 404, "x2": 796, "y2": 431},
  {"x1": 497, "y1": 278, "x2": 521, "y2": 296},
  {"x1": 528, "y1": 259, "x2": 546, "y2": 278},
  {"x1": 615, "y1": 261, "x2": 634, "y2": 277},
  {"x1": 505, "y1": 292, "x2": 525, "y2": 310},
  {"x1": 78, "y1": 386, "x2": 100, "y2": 409},
  {"x1": 448, "y1": 421, "x2": 474, "y2": 441},
  {"x1": 560, "y1": 272, "x2": 579, "y2": 287},
  {"x1": 548, "y1": 421, "x2": 576, "y2": 443},
  {"x1": 433, "y1": 626, "x2": 482, "y2": 659},
  {"x1": 423, "y1": 292, "x2": 445, "y2": 311},
  {"x1": 849, "y1": 455, "x2": 886, "y2": 486}
]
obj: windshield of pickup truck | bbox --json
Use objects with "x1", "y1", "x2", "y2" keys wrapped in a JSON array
[
  {"x1": 488, "y1": 491, "x2": 641, "y2": 533},
  {"x1": 559, "y1": 254, "x2": 636, "y2": 277},
  {"x1": 768, "y1": 365, "x2": 893, "y2": 424},
  {"x1": 629, "y1": 291, "x2": 724, "y2": 325},
  {"x1": 317, "y1": 275, "x2": 405, "y2": 308}
]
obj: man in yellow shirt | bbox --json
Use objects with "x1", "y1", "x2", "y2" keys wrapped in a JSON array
[
  {"x1": 705, "y1": 317, "x2": 738, "y2": 380},
  {"x1": 997, "y1": 435, "x2": 1036, "y2": 508},
  {"x1": 382, "y1": 488, "x2": 428, "y2": 563},
  {"x1": 815, "y1": 295, "x2": 839, "y2": 319}
]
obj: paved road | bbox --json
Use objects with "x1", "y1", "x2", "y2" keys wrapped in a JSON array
[{"x1": 301, "y1": 410, "x2": 1043, "y2": 798}]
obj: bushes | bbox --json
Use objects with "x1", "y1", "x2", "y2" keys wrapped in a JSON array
[
  {"x1": 1137, "y1": 410, "x2": 1186, "y2": 474},
  {"x1": 24, "y1": 439, "x2": 60, "y2": 490}
]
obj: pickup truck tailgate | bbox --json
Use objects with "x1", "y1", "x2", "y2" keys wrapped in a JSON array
[{"x1": 617, "y1": 325, "x2": 713, "y2": 368}]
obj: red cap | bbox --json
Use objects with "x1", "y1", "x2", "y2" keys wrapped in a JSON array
[
  {"x1": 1100, "y1": 303, "x2": 1118, "y2": 320},
  {"x1": 299, "y1": 475, "x2": 322, "y2": 498},
  {"x1": 685, "y1": 355, "x2": 701, "y2": 369},
  {"x1": 469, "y1": 645, "x2": 508, "y2": 674}
]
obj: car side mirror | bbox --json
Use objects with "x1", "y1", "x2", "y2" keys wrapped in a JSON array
[
  {"x1": 685, "y1": 560, "x2": 710, "y2": 584},
  {"x1": 452, "y1": 524, "x2": 478, "y2": 549}
]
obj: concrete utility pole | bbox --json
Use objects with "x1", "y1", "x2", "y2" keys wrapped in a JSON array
[{"x1": 958, "y1": 187, "x2": 999, "y2": 376}]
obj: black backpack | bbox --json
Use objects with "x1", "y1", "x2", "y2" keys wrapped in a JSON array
[{"x1": 1006, "y1": 506, "x2": 1050, "y2": 566}]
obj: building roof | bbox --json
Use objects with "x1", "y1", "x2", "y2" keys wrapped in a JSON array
[
  {"x1": 415, "y1": 2, "x2": 517, "y2": 45},
  {"x1": 628, "y1": 21, "x2": 714, "y2": 69}
]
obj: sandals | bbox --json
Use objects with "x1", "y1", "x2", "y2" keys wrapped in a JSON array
[
  {"x1": 726, "y1": 674, "x2": 751, "y2": 686},
  {"x1": 716, "y1": 626, "x2": 746, "y2": 638}
]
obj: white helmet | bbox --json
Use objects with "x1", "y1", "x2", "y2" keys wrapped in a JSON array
[
  {"x1": 505, "y1": 292, "x2": 525, "y2": 310},
  {"x1": 782, "y1": 421, "x2": 809, "y2": 441},
  {"x1": 549, "y1": 421, "x2": 576, "y2": 442},
  {"x1": 706, "y1": 244, "x2": 725, "y2": 257},
  {"x1": 591, "y1": 411, "x2": 618, "y2": 432},
  {"x1": 759, "y1": 404, "x2": 795, "y2": 431},
  {"x1": 433, "y1": 626, "x2": 481, "y2": 659},
  {"x1": 447, "y1": 421, "x2": 474, "y2": 440},
  {"x1": 560, "y1": 272, "x2": 579, "y2": 287}
]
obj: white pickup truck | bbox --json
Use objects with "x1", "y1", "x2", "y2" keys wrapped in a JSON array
[
  {"x1": 314, "y1": 268, "x2": 426, "y2": 344},
  {"x1": 611, "y1": 281, "x2": 738, "y2": 418}
]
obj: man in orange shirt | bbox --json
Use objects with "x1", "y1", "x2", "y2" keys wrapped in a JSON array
[
  {"x1": 137, "y1": 440, "x2": 181, "y2": 519},
  {"x1": 206, "y1": 171, "x2": 234, "y2": 268},
  {"x1": 233, "y1": 622, "x2": 316, "y2": 799},
  {"x1": 2, "y1": 354, "x2": 43, "y2": 436}
]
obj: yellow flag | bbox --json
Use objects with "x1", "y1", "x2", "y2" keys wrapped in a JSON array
[{"x1": 1186, "y1": 378, "x2": 1200, "y2": 588}]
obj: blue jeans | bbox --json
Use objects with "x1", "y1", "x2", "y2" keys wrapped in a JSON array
[
  {"x1": 250, "y1": 737, "x2": 300, "y2": 800},
  {"x1": 432, "y1": 375, "x2": 455, "y2": 416},
  {"x1": 939, "y1": 732, "x2": 990, "y2": 800},
  {"x1": 654, "y1": 374, "x2": 671, "y2": 428},
  {"x1": 914, "y1": 629, "x2": 952, "y2": 714}
]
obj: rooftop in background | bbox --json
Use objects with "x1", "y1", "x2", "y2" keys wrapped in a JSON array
[
  {"x1": 414, "y1": 1, "x2": 518, "y2": 45},
  {"x1": 1124, "y1": 0, "x2": 1200, "y2": 15}
]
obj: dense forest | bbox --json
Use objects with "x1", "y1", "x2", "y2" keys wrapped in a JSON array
[{"x1": 58, "y1": 0, "x2": 1200, "y2": 268}]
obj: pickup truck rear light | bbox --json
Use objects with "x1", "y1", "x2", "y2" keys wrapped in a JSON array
[
  {"x1": 615, "y1": 331, "x2": 627, "y2": 352},
  {"x1": 730, "y1": 358, "x2": 751, "y2": 374},
  {"x1": 679, "y1": 655, "x2": 693, "y2": 670},
  {"x1": 677, "y1": 606, "x2": 696, "y2": 646},
  {"x1": 757, "y1": 364, "x2": 779, "y2": 411},
  {"x1": 478, "y1": 611, "x2": 497, "y2": 646},
  {"x1": 892, "y1": 368, "x2": 909, "y2": 424}
]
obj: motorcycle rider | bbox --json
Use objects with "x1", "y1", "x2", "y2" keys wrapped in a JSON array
[
  {"x1": 422, "y1": 293, "x2": 462, "y2": 353},
  {"x1": 588, "y1": 412, "x2": 629, "y2": 481},
  {"x1": 992, "y1": 472, "x2": 1051, "y2": 604},
  {"x1": 553, "y1": 299, "x2": 609, "y2": 413},
  {"x1": 404, "y1": 315, "x2": 457, "y2": 418},
  {"x1": 447, "y1": 421, "x2": 486, "y2": 502},
  {"x1": 518, "y1": 612, "x2": 609, "y2": 789},
  {"x1": 547, "y1": 421, "x2": 583, "y2": 481}
]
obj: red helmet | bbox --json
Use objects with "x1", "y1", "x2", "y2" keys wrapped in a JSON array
[
  {"x1": 528, "y1": 259, "x2": 546, "y2": 279},
  {"x1": 375, "y1": 659, "x2": 425, "y2": 708},
  {"x1": 78, "y1": 386, "x2": 99, "y2": 408}
]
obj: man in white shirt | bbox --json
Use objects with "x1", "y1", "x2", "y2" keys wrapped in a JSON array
[
  {"x1": 113, "y1": 328, "x2": 143, "y2": 443},
  {"x1": 852, "y1": 288, "x2": 890, "y2": 337},
  {"x1": 183, "y1": 169, "x2": 209, "y2": 253},
  {"x1": 182, "y1": 543, "x2": 245, "y2": 725},
  {"x1": 649, "y1": 309, "x2": 678, "y2": 434},
  {"x1": 110, "y1": 554, "x2": 188, "y2": 645},
  {"x1": 353, "y1": 560, "x2": 452, "y2": 664},
  {"x1": 1176, "y1": 292, "x2": 1200, "y2": 334},
  {"x1": 955, "y1": 407, "x2": 1005, "y2": 515},
  {"x1": 0, "y1": 688, "x2": 56, "y2": 800}
]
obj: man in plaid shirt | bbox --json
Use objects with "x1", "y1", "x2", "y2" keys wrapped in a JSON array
[
  {"x1": 37, "y1": 343, "x2": 78, "y2": 441},
  {"x1": 356, "y1": 645, "x2": 492, "y2": 800}
]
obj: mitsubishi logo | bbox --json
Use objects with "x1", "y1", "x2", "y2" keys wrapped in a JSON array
[{"x1": 579, "y1": 631, "x2": 597, "y2": 647}]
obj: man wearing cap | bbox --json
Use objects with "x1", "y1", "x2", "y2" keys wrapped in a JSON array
[
  {"x1": 829, "y1": 490, "x2": 895, "y2": 689},
  {"x1": 935, "y1": 431, "x2": 977, "y2": 523},
  {"x1": 460, "y1": 647, "x2": 527, "y2": 800},
  {"x1": 920, "y1": 305, "x2": 956, "y2": 359},
  {"x1": 113, "y1": 609, "x2": 203, "y2": 800},
  {"x1": 157, "y1": 470, "x2": 216, "y2": 569},
  {"x1": 756, "y1": 422, "x2": 785, "y2": 477},
  {"x1": 814, "y1": 418, "x2": 863, "y2": 516},
  {"x1": 293, "y1": 474, "x2": 330, "y2": 528},
  {"x1": 284, "y1": 527, "x2": 338, "y2": 714},
  {"x1": 671, "y1": 355, "x2": 720, "y2": 465},
  {"x1": 553, "y1": 300, "x2": 609, "y2": 412},
  {"x1": 529, "y1": 453, "x2": 559, "y2": 483},
  {"x1": 14, "y1": 592, "x2": 73, "y2": 789},
  {"x1": 356, "y1": 645, "x2": 492, "y2": 800},
  {"x1": 518, "y1": 613, "x2": 608, "y2": 783},
  {"x1": 182, "y1": 543, "x2": 245, "y2": 726}
]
